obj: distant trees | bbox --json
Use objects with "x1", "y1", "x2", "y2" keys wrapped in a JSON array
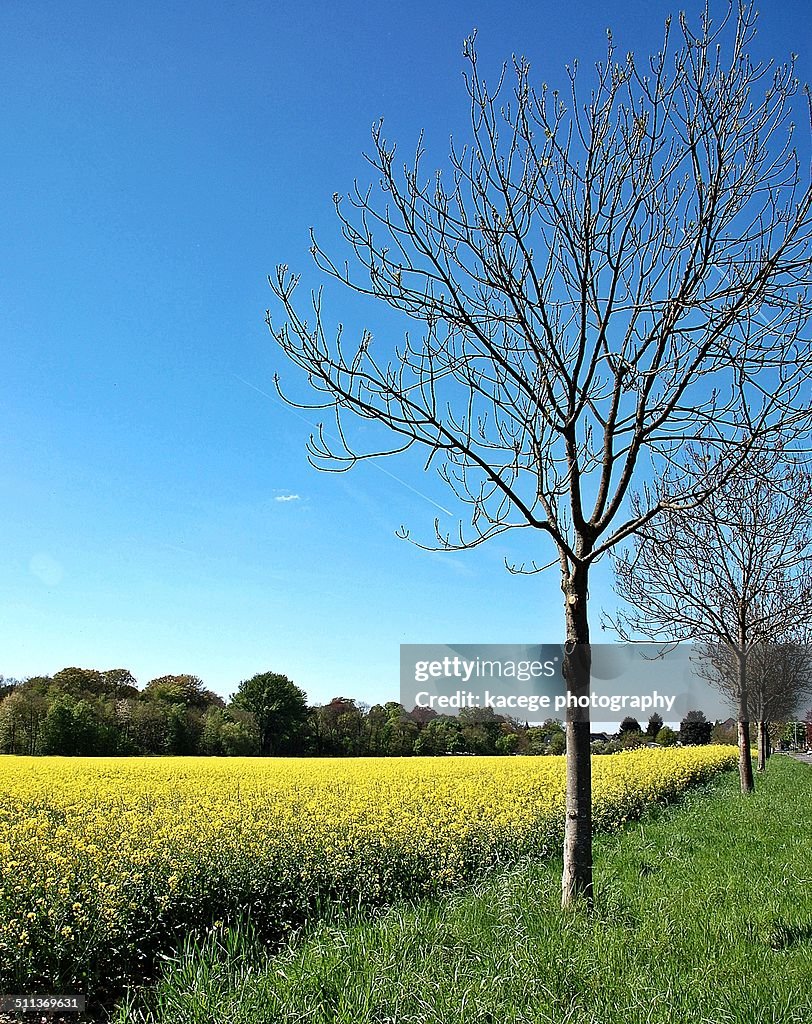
[
  {"x1": 680, "y1": 711, "x2": 713, "y2": 746},
  {"x1": 780, "y1": 719, "x2": 808, "y2": 748},
  {"x1": 701, "y1": 642, "x2": 812, "y2": 770},
  {"x1": 0, "y1": 664, "x2": 583, "y2": 757},
  {"x1": 40, "y1": 694, "x2": 120, "y2": 755},
  {"x1": 142, "y1": 674, "x2": 222, "y2": 709},
  {"x1": 748, "y1": 647, "x2": 812, "y2": 767},
  {"x1": 311, "y1": 697, "x2": 366, "y2": 755},
  {"x1": 646, "y1": 714, "x2": 664, "y2": 739},
  {"x1": 414, "y1": 715, "x2": 465, "y2": 756},
  {"x1": 656, "y1": 727, "x2": 678, "y2": 747},
  {"x1": 518, "y1": 720, "x2": 563, "y2": 756},
  {"x1": 382, "y1": 704, "x2": 421, "y2": 756},
  {"x1": 200, "y1": 707, "x2": 260, "y2": 756},
  {"x1": 0, "y1": 666, "x2": 747, "y2": 758},
  {"x1": 0, "y1": 676, "x2": 20, "y2": 700},
  {"x1": 232, "y1": 672, "x2": 309, "y2": 755},
  {"x1": 0, "y1": 683, "x2": 49, "y2": 754},
  {"x1": 616, "y1": 717, "x2": 646, "y2": 750},
  {"x1": 0, "y1": 668, "x2": 248, "y2": 757},
  {"x1": 711, "y1": 719, "x2": 738, "y2": 745},
  {"x1": 136, "y1": 674, "x2": 226, "y2": 754},
  {"x1": 51, "y1": 667, "x2": 139, "y2": 700},
  {"x1": 610, "y1": 447, "x2": 812, "y2": 792}
]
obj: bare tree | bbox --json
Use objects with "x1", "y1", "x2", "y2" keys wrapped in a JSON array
[
  {"x1": 266, "y1": 3, "x2": 812, "y2": 904},
  {"x1": 608, "y1": 446, "x2": 812, "y2": 792},
  {"x1": 700, "y1": 638, "x2": 812, "y2": 770}
]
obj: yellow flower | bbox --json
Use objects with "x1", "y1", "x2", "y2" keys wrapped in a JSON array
[{"x1": 0, "y1": 747, "x2": 737, "y2": 990}]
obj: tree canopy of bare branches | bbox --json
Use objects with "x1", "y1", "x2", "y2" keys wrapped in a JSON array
[
  {"x1": 699, "y1": 639, "x2": 812, "y2": 769},
  {"x1": 608, "y1": 445, "x2": 812, "y2": 791},
  {"x1": 267, "y1": 2, "x2": 812, "y2": 904}
]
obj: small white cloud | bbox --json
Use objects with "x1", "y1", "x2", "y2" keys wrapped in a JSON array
[
  {"x1": 274, "y1": 494, "x2": 301, "y2": 503},
  {"x1": 30, "y1": 553, "x2": 64, "y2": 587}
]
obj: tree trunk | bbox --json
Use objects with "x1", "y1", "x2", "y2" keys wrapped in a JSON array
[
  {"x1": 737, "y1": 653, "x2": 755, "y2": 793},
  {"x1": 561, "y1": 561, "x2": 593, "y2": 908},
  {"x1": 757, "y1": 720, "x2": 767, "y2": 772}
]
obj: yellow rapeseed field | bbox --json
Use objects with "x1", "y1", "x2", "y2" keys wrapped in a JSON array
[{"x1": 0, "y1": 747, "x2": 736, "y2": 994}]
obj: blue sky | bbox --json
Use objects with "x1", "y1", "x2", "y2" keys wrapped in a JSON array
[{"x1": 2, "y1": 0, "x2": 810, "y2": 706}]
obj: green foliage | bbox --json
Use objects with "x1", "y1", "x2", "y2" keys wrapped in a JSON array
[
  {"x1": 0, "y1": 667, "x2": 582, "y2": 758},
  {"x1": 313, "y1": 698, "x2": 365, "y2": 755},
  {"x1": 592, "y1": 739, "x2": 622, "y2": 755},
  {"x1": 711, "y1": 720, "x2": 737, "y2": 745},
  {"x1": 537, "y1": 718, "x2": 565, "y2": 741},
  {"x1": 547, "y1": 731, "x2": 566, "y2": 756},
  {"x1": 129, "y1": 700, "x2": 172, "y2": 754},
  {"x1": 413, "y1": 716, "x2": 465, "y2": 755},
  {"x1": 618, "y1": 729, "x2": 646, "y2": 750},
  {"x1": 646, "y1": 713, "x2": 664, "y2": 738},
  {"x1": 363, "y1": 704, "x2": 390, "y2": 755},
  {"x1": 143, "y1": 675, "x2": 223, "y2": 711},
  {"x1": 200, "y1": 707, "x2": 261, "y2": 757},
  {"x1": 781, "y1": 721, "x2": 806, "y2": 747},
  {"x1": 495, "y1": 733, "x2": 519, "y2": 755},
  {"x1": 383, "y1": 713, "x2": 419, "y2": 756},
  {"x1": 524, "y1": 719, "x2": 565, "y2": 756},
  {"x1": 0, "y1": 668, "x2": 250, "y2": 757},
  {"x1": 220, "y1": 715, "x2": 260, "y2": 756},
  {"x1": 232, "y1": 672, "x2": 309, "y2": 755},
  {"x1": 51, "y1": 667, "x2": 106, "y2": 697},
  {"x1": 680, "y1": 710, "x2": 712, "y2": 746},
  {"x1": 0, "y1": 687, "x2": 48, "y2": 754},
  {"x1": 656, "y1": 726, "x2": 679, "y2": 747},
  {"x1": 40, "y1": 694, "x2": 76, "y2": 754},
  {"x1": 619, "y1": 716, "x2": 641, "y2": 734}
]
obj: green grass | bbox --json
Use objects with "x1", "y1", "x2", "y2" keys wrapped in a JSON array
[{"x1": 114, "y1": 756, "x2": 812, "y2": 1024}]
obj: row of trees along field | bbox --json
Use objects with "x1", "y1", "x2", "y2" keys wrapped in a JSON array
[
  {"x1": 267, "y1": 1, "x2": 812, "y2": 905},
  {"x1": 0, "y1": 668, "x2": 775, "y2": 757}
]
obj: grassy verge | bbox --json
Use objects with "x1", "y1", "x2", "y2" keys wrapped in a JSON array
[{"x1": 114, "y1": 756, "x2": 812, "y2": 1024}]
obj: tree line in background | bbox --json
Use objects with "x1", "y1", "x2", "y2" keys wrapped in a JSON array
[{"x1": 2, "y1": 667, "x2": 804, "y2": 758}]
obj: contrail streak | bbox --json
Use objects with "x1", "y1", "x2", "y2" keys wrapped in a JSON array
[{"x1": 232, "y1": 374, "x2": 453, "y2": 517}]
